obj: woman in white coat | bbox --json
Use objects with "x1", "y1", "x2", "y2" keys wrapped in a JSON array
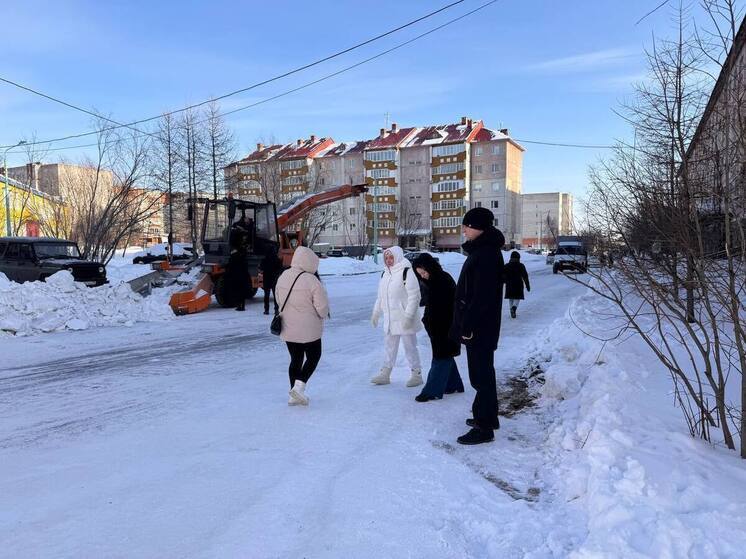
[
  {"x1": 370, "y1": 246, "x2": 423, "y2": 387},
  {"x1": 275, "y1": 246, "x2": 330, "y2": 406}
]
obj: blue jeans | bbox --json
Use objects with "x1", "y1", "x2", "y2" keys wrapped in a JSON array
[{"x1": 419, "y1": 357, "x2": 464, "y2": 398}]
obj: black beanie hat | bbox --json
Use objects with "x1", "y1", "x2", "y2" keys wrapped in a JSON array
[
  {"x1": 462, "y1": 207, "x2": 494, "y2": 231},
  {"x1": 510, "y1": 251, "x2": 520, "y2": 260}
]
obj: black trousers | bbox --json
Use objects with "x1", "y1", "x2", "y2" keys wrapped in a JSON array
[
  {"x1": 264, "y1": 285, "x2": 278, "y2": 313},
  {"x1": 466, "y1": 345, "x2": 499, "y2": 430},
  {"x1": 286, "y1": 339, "x2": 322, "y2": 387}
]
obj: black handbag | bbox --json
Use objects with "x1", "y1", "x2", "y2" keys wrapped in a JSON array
[{"x1": 270, "y1": 271, "x2": 306, "y2": 336}]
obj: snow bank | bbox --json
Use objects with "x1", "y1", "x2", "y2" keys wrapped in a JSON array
[
  {"x1": 106, "y1": 256, "x2": 152, "y2": 284},
  {"x1": 318, "y1": 256, "x2": 383, "y2": 276},
  {"x1": 530, "y1": 290, "x2": 746, "y2": 558},
  {"x1": 0, "y1": 271, "x2": 174, "y2": 337}
]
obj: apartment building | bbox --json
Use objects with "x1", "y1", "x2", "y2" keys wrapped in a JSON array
[
  {"x1": 0, "y1": 173, "x2": 64, "y2": 237},
  {"x1": 520, "y1": 192, "x2": 574, "y2": 249},
  {"x1": 224, "y1": 117, "x2": 526, "y2": 252}
]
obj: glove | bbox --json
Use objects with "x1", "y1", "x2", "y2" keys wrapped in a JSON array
[{"x1": 371, "y1": 314, "x2": 379, "y2": 328}]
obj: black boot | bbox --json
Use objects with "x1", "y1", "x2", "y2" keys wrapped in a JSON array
[
  {"x1": 263, "y1": 310, "x2": 269, "y2": 315},
  {"x1": 457, "y1": 427, "x2": 494, "y2": 445},
  {"x1": 510, "y1": 306, "x2": 517, "y2": 318},
  {"x1": 236, "y1": 304, "x2": 245, "y2": 312},
  {"x1": 415, "y1": 393, "x2": 441, "y2": 402},
  {"x1": 466, "y1": 417, "x2": 500, "y2": 430}
]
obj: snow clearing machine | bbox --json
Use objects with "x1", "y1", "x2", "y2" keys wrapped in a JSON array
[{"x1": 167, "y1": 183, "x2": 367, "y2": 315}]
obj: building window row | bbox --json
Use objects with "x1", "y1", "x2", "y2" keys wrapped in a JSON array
[
  {"x1": 433, "y1": 180, "x2": 464, "y2": 193},
  {"x1": 433, "y1": 217, "x2": 462, "y2": 228},
  {"x1": 280, "y1": 159, "x2": 305, "y2": 171},
  {"x1": 432, "y1": 144, "x2": 464, "y2": 157},
  {"x1": 369, "y1": 168, "x2": 390, "y2": 179},
  {"x1": 282, "y1": 175, "x2": 306, "y2": 186},
  {"x1": 238, "y1": 164, "x2": 259, "y2": 175},
  {"x1": 366, "y1": 150, "x2": 397, "y2": 162},
  {"x1": 432, "y1": 162, "x2": 465, "y2": 175},
  {"x1": 433, "y1": 199, "x2": 465, "y2": 210}
]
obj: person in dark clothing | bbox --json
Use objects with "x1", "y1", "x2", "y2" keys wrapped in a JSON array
[
  {"x1": 503, "y1": 251, "x2": 530, "y2": 319},
  {"x1": 260, "y1": 246, "x2": 283, "y2": 315},
  {"x1": 450, "y1": 207, "x2": 505, "y2": 445},
  {"x1": 226, "y1": 234, "x2": 249, "y2": 311},
  {"x1": 412, "y1": 254, "x2": 464, "y2": 402}
]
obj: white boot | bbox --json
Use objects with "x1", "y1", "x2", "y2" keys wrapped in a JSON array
[
  {"x1": 371, "y1": 367, "x2": 392, "y2": 385},
  {"x1": 289, "y1": 380, "x2": 309, "y2": 406},
  {"x1": 406, "y1": 369, "x2": 423, "y2": 388}
]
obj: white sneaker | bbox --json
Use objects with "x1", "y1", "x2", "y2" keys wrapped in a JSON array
[
  {"x1": 289, "y1": 380, "x2": 309, "y2": 406},
  {"x1": 371, "y1": 367, "x2": 392, "y2": 385},
  {"x1": 406, "y1": 369, "x2": 424, "y2": 387}
]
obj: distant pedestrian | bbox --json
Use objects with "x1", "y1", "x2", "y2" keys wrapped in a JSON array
[
  {"x1": 503, "y1": 251, "x2": 530, "y2": 319},
  {"x1": 275, "y1": 246, "x2": 330, "y2": 406},
  {"x1": 226, "y1": 234, "x2": 249, "y2": 312},
  {"x1": 260, "y1": 246, "x2": 283, "y2": 315},
  {"x1": 412, "y1": 253, "x2": 464, "y2": 402},
  {"x1": 370, "y1": 246, "x2": 423, "y2": 387},
  {"x1": 450, "y1": 207, "x2": 505, "y2": 445}
]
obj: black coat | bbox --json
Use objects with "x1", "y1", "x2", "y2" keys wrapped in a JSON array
[
  {"x1": 450, "y1": 226, "x2": 505, "y2": 350},
  {"x1": 226, "y1": 249, "x2": 249, "y2": 301},
  {"x1": 503, "y1": 260, "x2": 530, "y2": 300},
  {"x1": 260, "y1": 254, "x2": 283, "y2": 288},
  {"x1": 422, "y1": 270, "x2": 461, "y2": 359}
]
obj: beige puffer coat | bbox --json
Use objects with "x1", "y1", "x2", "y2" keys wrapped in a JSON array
[{"x1": 275, "y1": 246, "x2": 329, "y2": 343}]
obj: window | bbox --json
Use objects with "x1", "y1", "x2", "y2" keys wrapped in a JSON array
[
  {"x1": 475, "y1": 201, "x2": 482, "y2": 208},
  {"x1": 371, "y1": 186, "x2": 398, "y2": 196},
  {"x1": 238, "y1": 163, "x2": 259, "y2": 175},
  {"x1": 433, "y1": 144, "x2": 464, "y2": 157},
  {"x1": 491, "y1": 163, "x2": 502, "y2": 173},
  {"x1": 349, "y1": 223, "x2": 356, "y2": 229},
  {"x1": 433, "y1": 199, "x2": 465, "y2": 211},
  {"x1": 282, "y1": 176, "x2": 305, "y2": 186},
  {"x1": 332, "y1": 224, "x2": 339, "y2": 232},
  {"x1": 433, "y1": 181, "x2": 463, "y2": 193},
  {"x1": 475, "y1": 146, "x2": 483, "y2": 156},
  {"x1": 366, "y1": 150, "x2": 396, "y2": 162},
  {"x1": 432, "y1": 162, "x2": 465, "y2": 175},
  {"x1": 372, "y1": 203, "x2": 396, "y2": 212},
  {"x1": 474, "y1": 165, "x2": 483, "y2": 174},
  {"x1": 491, "y1": 181, "x2": 503, "y2": 192},
  {"x1": 491, "y1": 144, "x2": 503, "y2": 155},
  {"x1": 491, "y1": 200, "x2": 499, "y2": 209},
  {"x1": 370, "y1": 168, "x2": 390, "y2": 179},
  {"x1": 474, "y1": 183, "x2": 483, "y2": 192},
  {"x1": 434, "y1": 217, "x2": 462, "y2": 228},
  {"x1": 280, "y1": 159, "x2": 305, "y2": 170},
  {"x1": 349, "y1": 208, "x2": 356, "y2": 215},
  {"x1": 320, "y1": 177, "x2": 325, "y2": 185}
]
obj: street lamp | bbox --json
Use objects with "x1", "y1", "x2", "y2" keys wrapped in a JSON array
[{"x1": 3, "y1": 140, "x2": 27, "y2": 236}]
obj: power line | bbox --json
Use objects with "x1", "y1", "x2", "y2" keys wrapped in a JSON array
[
  {"x1": 0, "y1": 0, "x2": 466, "y2": 149},
  {"x1": 515, "y1": 139, "x2": 614, "y2": 149}
]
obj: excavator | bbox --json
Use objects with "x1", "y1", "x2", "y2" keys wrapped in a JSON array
[{"x1": 167, "y1": 183, "x2": 368, "y2": 315}]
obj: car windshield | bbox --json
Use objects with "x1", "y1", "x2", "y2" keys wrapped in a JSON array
[
  {"x1": 35, "y1": 242, "x2": 81, "y2": 259},
  {"x1": 557, "y1": 246, "x2": 586, "y2": 256}
]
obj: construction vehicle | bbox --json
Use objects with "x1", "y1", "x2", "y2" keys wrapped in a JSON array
[{"x1": 168, "y1": 184, "x2": 367, "y2": 315}]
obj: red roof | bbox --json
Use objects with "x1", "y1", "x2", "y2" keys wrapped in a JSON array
[
  {"x1": 365, "y1": 127, "x2": 417, "y2": 150},
  {"x1": 404, "y1": 120, "x2": 484, "y2": 147},
  {"x1": 279, "y1": 137, "x2": 335, "y2": 160}
]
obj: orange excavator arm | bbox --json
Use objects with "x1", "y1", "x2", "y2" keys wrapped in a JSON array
[{"x1": 276, "y1": 183, "x2": 368, "y2": 231}]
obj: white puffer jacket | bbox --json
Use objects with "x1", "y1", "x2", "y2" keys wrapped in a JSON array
[
  {"x1": 275, "y1": 246, "x2": 329, "y2": 343},
  {"x1": 371, "y1": 246, "x2": 423, "y2": 336}
]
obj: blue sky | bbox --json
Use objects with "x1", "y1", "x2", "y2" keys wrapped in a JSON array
[{"x1": 1, "y1": 1, "x2": 684, "y2": 202}]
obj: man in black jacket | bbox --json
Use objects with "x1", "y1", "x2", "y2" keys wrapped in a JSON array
[
  {"x1": 260, "y1": 246, "x2": 283, "y2": 315},
  {"x1": 450, "y1": 207, "x2": 505, "y2": 445}
]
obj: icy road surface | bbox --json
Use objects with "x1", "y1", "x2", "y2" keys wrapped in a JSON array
[{"x1": 1, "y1": 257, "x2": 589, "y2": 558}]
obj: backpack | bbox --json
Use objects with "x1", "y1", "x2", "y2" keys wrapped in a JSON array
[{"x1": 381, "y1": 268, "x2": 426, "y2": 307}]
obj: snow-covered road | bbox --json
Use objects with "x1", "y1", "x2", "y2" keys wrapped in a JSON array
[{"x1": 1, "y1": 257, "x2": 590, "y2": 558}]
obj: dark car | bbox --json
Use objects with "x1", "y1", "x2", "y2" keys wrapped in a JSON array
[
  {"x1": 326, "y1": 249, "x2": 349, "y2": 258},
  {"x1": 404, "y1": 251, "x2": 439, "y2": 264},
  {"x1": 0, "y1": 237, "x2": 107, "y2": 286}
]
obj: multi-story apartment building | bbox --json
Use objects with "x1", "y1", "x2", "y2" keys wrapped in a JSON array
[
  {"x1": 224, "y1": 117, "x2": 527, "y2": 252},
  {"x1": 520, "y1": 192, "x2": 574, "y2": 249},
  {"x1": 226, "y1": 143, "x2": 287, "y2": 201}
]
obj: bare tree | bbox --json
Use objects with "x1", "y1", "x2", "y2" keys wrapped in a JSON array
[
  {"x1": 544, "y1": 212, "x2": 558, "y2": 247},
  {"x1": 575, "y1": 3, "x2": 746, "y2": 456},
  {"x1": 344, "y1": 195, "x2": 371, "y2": 259},
  {"x1": 205, "y1": 100, "x2": 237, "y2": 200},
  {"x1": 153, "y1": 113, "x2": 185, "y2": 258},
  {"x1": 397, "y1": 195, "x2": 425, "y2": 248}
]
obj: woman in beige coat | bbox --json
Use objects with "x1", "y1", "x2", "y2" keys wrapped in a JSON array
[{"x1": 275, "y1": 246, "x2": 330, "y2": 406}]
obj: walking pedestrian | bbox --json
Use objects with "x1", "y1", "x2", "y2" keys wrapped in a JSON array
[
  {"x1": 412, "y1": 253, "x2": 464, "y2": 402},
  {"x1": 370, "y1": 246, "x2": 423, "y2": 387},
  {"x1": 275, "y1": 246, "x2": 330, "y2": 406},
  {"x1": 503, "y1": 251, "x2": 530, "y2": 319},
  {"x1": 260, "y1": 245, "x2": 283, "y2": 315},
  {"x1": 450, "y1": 207, "x2": 505, "y2": 445}
]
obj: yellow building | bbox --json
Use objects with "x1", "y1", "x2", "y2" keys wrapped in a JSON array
[{"x1": 0, "y1": 174, "x2": 66, "y2": 238}]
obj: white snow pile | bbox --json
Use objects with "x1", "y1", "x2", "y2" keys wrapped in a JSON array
[
  {"x1": 530, "y1": 290, "x2": 746, "y2": 558},
  {"x1": 105, "y1": 257, "x2": 152, "y2": 284},
  {"x1": 0, "y1": 271, "x2": 174, "y2": 337},
  {"x1": 318, "y1": 256, "x2": 383, "y2": 276}
]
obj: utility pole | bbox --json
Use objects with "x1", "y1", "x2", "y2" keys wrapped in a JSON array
[{"x1": 2, "y1": 141, "x2": 27, "y2": 236}]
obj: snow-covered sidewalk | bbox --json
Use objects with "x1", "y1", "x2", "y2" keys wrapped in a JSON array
[{"x1": 2, "y1": 256, "x2": 744, "y2": 558}]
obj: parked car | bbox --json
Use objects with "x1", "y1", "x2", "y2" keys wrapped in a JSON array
[
  {"x1": 0, "y1": 237, "x2": 107, "y2": 286},
  {"x1": 326, "y1": 249, "x2": 349, "y2": 258},
  {"x1": 132, "y1": 243, "x2": 195, "y2": 264},
  {"x1": 546, "y1": 250, "x2": 556, "y2": 265}
]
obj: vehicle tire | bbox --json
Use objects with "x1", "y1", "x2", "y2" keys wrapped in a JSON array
[
  {"x1": 214, "y1": 276, "x2": 232, "y2": 308},
  {"x1": 553, "y1": 265, "x2": 559, "y2": 275}
]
